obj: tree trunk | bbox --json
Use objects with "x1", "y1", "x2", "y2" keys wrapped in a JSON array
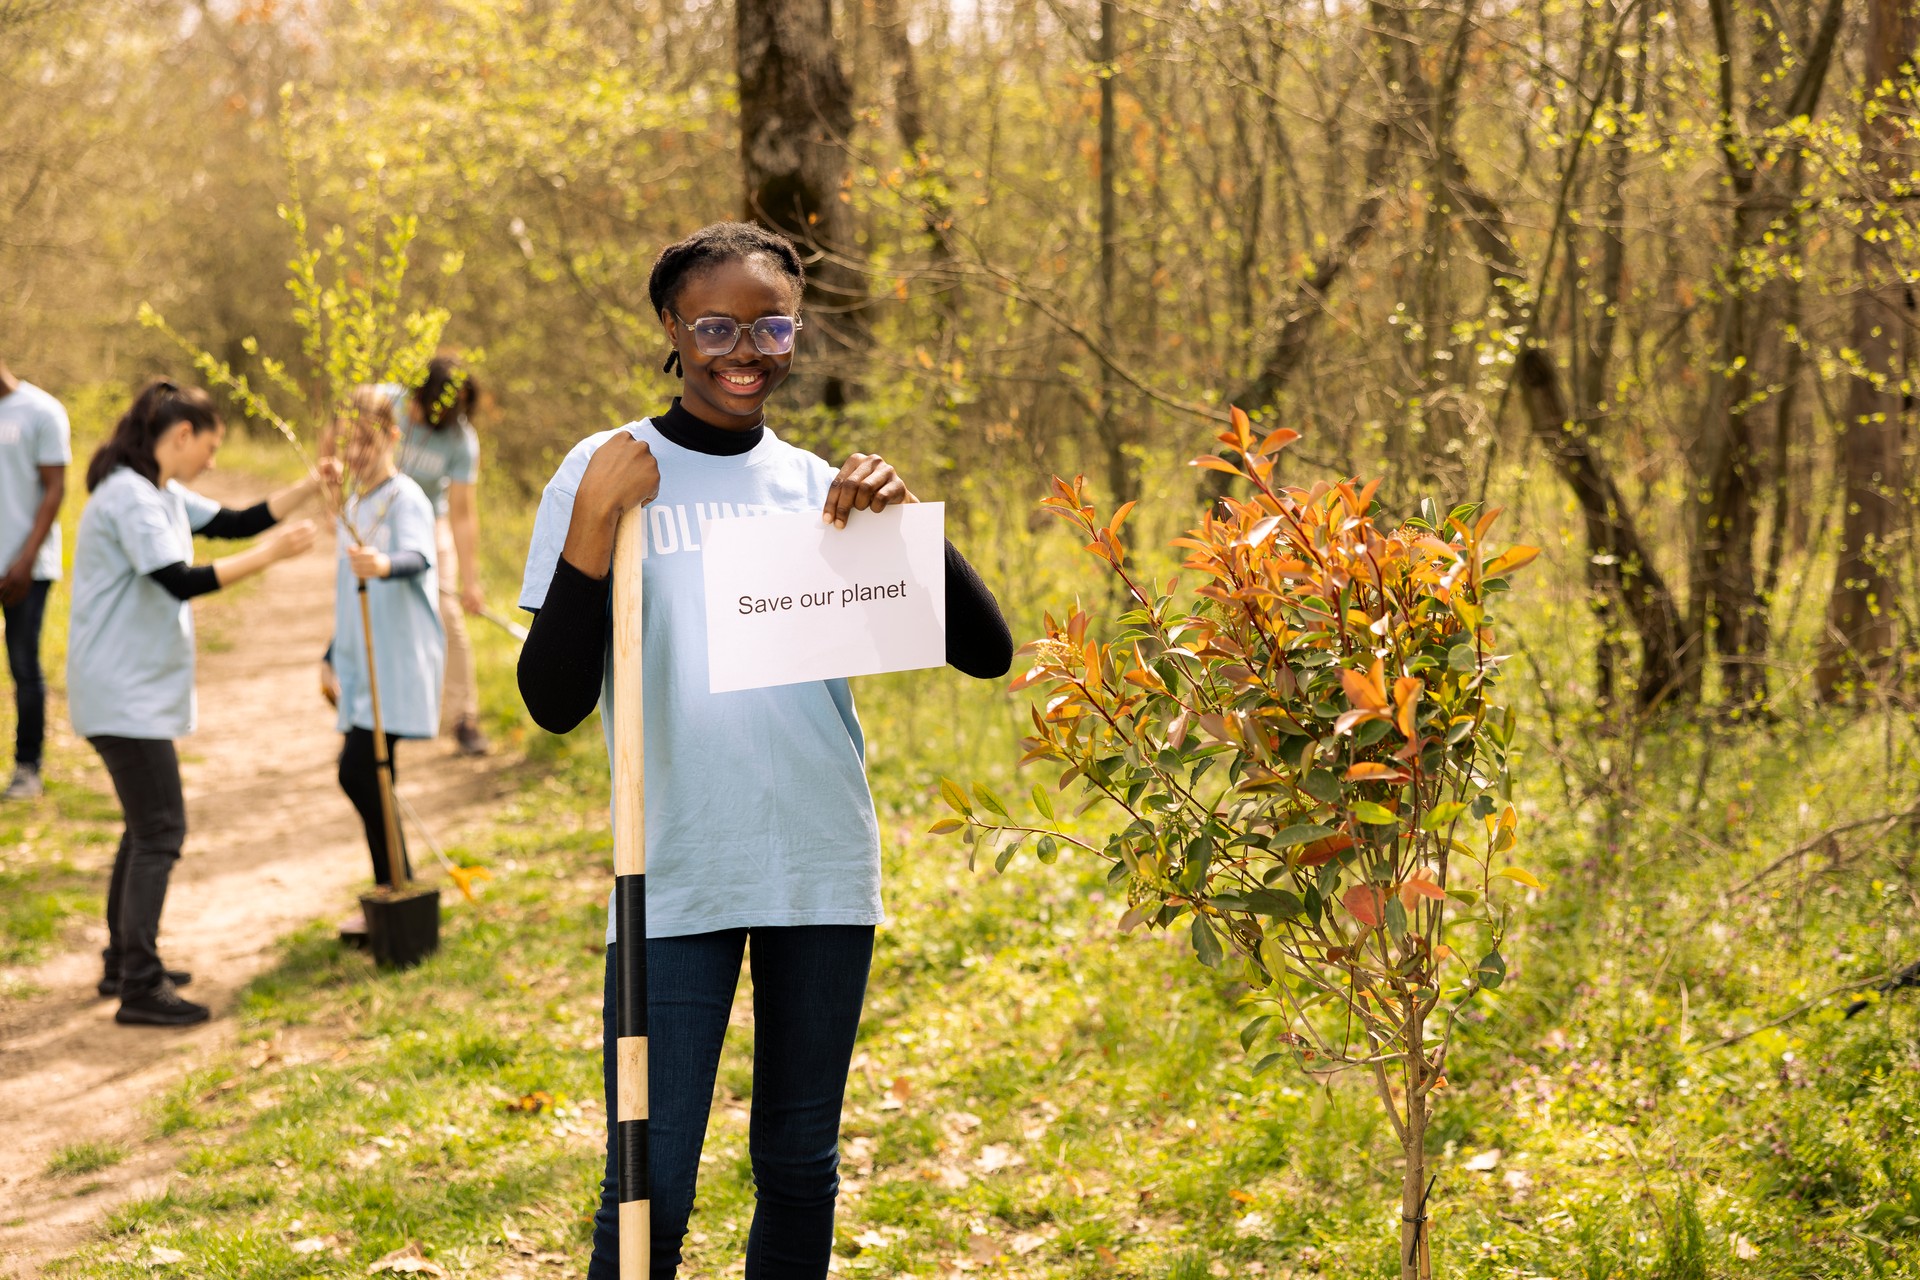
[
  {"x1": 737, "y1": 0, "x2": 867, "y2": 409},
  {"x1": 1516, "y1": 348, "x2": 1693, "y2": 707},
  {"x1": 1818, "y1": 0, "x2": 1918, "y2": 697},
  {"x1": 1397, "y1": 1002, "x2": 1432, "y2": 1280},
  {"x1": 1693, "y1": 209, "x2": 1771, "y2": 710},
  {"x1": 1094, "y1": 0, "x2": 1134, "y2": 508}
]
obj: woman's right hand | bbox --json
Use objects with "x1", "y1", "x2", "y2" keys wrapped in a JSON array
[
  {"x1": 575, "y1": 434, "x2": 661, "y2": 525},
  {"x1": 269, "y1": 518, "x2": 318, "y2": 561},
  {"x1": 561, "y1": 435, "x2": 660, "y2": 579}
]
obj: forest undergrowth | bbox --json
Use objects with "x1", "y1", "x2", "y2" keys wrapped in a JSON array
[{"x1": 4, "y1": 413, "x2": 1916, "y2": 1279}]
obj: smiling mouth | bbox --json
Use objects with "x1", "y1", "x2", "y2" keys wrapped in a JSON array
[{"x1": 714, "y1": 368, "x2": 769, "y2": 394}]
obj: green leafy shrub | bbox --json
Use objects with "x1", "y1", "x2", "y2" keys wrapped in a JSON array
[{"x1": 938, "y1": 409, "x2": 1539, "y2": 1278}]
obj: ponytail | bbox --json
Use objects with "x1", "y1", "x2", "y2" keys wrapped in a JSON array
[
  {"x1": 86, "y1": 379, "x2": 221, "y2": 493},
  {"x1": 411, "y1": 356, "x2": 478, "y2": 433}
]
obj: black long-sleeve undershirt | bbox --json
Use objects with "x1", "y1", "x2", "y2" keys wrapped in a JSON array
[
  {"x1": 518, "y1": 404, "x2": 1014, "y2": 735},
  {"x1": 148, "y1": 562, "x2": 222, "y2": 600},
  {"x1": 145, "y1": 501, "x2": 283, "y2": 600},
  {"x1": 195, "y1": 501, "x2": 276, "y2": 540}
]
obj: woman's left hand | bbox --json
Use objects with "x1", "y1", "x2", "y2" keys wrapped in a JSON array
[
  {"x1": 461, "y1": 582, "x2": 485, "y2": 615},
  {"x1": 823, "y1": 453, "x2": 917, "y2": 529}
]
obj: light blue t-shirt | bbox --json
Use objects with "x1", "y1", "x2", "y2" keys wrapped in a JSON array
[
  {"x1": 381, "y1": 383, "x2": 479, "y2": 520},
  {"x1": 0, "y1": 382, "x2": 73, "y2": 580},
  {"x1": 518, "y1": 421, "x2": 884, "y2": 943},
  {"x1": 67, "y1": 469, "x2": 221, "y2": 740},
  {"x1": 333, "y1": 474, "x2": 443, "y2": 740}
]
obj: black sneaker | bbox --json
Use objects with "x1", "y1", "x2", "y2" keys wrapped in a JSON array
[
  {"x1": 98, "y1": 968, "x2": 193, "y2": 998},
  {"x1": 115, "y1": 981, "x2": 211, "y2": 1027},
  {"x1": 453, "y1": 717, "x2": 491, "y2": 757}
]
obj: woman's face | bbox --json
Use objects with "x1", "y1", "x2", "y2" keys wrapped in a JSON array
[
  {"x1": 163, "y1": 420, "x2": 224, "y2": 481},
  {"x1": 663, "y1": 254, "x2": 799, "y2": 429}
]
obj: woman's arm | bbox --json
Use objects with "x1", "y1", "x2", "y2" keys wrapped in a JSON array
[
  {"x1": 448, "y1": 481, "x2": 483, "y2": 613},
  {"x1": 210, "y1": 519, "x2": 316, "y2": 588},
  {"x1": 519, "y1": 435, "x2": 660, "y2": 734},
  {"x1": 196, "y1": 462, "x2": 338, "y2": 539},
  {"x1": 944, "y1": 541, "x2": 1014, "y2": 678},
  {"x1": 518, "y1": 561, "x2": 612, "y2": 733}
]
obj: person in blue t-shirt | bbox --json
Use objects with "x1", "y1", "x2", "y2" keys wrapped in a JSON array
[
  {"x1": 516, "y1": 222, "x2": 1014, "y2": 1280},
  {"x1": 326, "y1": 360, "x2": 488, "y2": 757},
  {"x1": 329, "y1": 386, "x2": 444, "y2": 893},
  {"x1": 0, "y1": 362, "x2": 71, "y2": 801},
  {"x1": 395, "y1": 357, "x2": 488, "y2": 757},
  {"x1": 69, "y1": 380, "x2": 326, "y2": 1026}
]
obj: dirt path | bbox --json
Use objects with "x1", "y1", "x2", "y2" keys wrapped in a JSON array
[{"x1": 0, "y1": 474, "x2": 518, "y2": 1277}]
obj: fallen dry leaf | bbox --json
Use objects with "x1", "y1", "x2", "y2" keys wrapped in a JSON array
[
  {"x1": 1463, "y1": 1148, "x2": 1502, "y2": 1172},
  {"x1": 974, "y1": 1142, "x2": 1024, "y2": 1173},
  {"x1": 368, "y1": 1242, "x2": 448, "y2": 1277},
  {"x1": 145, "y1": 1247, "x2": 188, "y2": 1267},
  {"x1": 290, "y1": 1238, "x2": 330, "y2": 1255}
]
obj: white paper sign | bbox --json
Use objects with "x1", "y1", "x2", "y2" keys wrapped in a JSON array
[{"x1": 701, "y1": 503, "x2": 946, "y2": 693}]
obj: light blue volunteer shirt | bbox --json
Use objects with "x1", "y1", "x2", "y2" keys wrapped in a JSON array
[
  {"x1": 0, "y1": 382, "x2": 73, "y2": 580},
  {"x1": 518, "y1": 420, "x2": 884, "y2": 943},
  {"x1": 67, "y1": 468, "x2": 221, "y2": 740},
  {"x1": 332, "y1": 473, "x2": 444, "y2": 739},
  {"x1": 380, "y1": 383, "x2": 480, "y2": 520}
]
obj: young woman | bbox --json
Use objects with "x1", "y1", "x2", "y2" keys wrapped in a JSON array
[
  {"x1": 329, "y1": 386, "x2": 444, "y2": 891},
  {"x1": 516, "y1": 222, "x2": 1014, "y2": 1279},
  {"x1": 391, "y1": 356, "x2": 488, "y2": 756},
  {"x1": 68, "y1": 379, "x2": 324, "y2": 1026}
]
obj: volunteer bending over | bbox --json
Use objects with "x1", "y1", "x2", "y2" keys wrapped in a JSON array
[{"x1": 69, "y1": 380, "x2": 327, "y2": 1026}]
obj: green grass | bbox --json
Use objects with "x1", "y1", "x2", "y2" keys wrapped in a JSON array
[
  {"x1": 40, "y1": 678, "x2": 1920, "y2": 1278},
  {"x1": 47, "y1": 1143, "x2": 130, "y2": 1179}
]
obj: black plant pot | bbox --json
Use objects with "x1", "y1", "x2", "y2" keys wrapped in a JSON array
[{"x1": 360, "y1": 886, "x2": 440, "y2": 970}]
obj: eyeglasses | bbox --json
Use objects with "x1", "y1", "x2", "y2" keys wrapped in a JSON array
[{"x1": 672, "y1": 311, "x2": 802, "y2": 358}]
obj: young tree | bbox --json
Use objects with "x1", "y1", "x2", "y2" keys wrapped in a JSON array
[{"x1": 942, "y1": 412, "x2": 1537, "y2": 1280}]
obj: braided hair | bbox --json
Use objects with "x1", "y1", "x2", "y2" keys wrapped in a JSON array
[{"x1": 647, "y1": 222, "x2": 806, "y2": 375}]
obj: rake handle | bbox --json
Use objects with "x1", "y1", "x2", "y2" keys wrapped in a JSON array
[
  {"x1": 356, "y1": 580, "x2": 407, "y2": 891},
  {"x1": 610, "y1": 511, "x2": 650, "y2": 1279}
]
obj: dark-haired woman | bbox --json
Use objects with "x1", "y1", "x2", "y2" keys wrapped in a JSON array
[
  {"x1": 388, "y1": 356, "x2": 488, "y2": 755},
  {"x1": 516, "y1": 222, "x2": 1014, "y2": 1279},
  {"x1": 68, "y1": 380, "x2": 327, "y2": 1026}
]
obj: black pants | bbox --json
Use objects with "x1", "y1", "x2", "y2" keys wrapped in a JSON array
[
  {"x1": 5, "y1": 579, "x2": 51, "y2": 769},
  {"x1": 338, "y1": 728, "x2": 411, "y2": 887},
  {"x1": 92, "y1": 736, "x2": 187, "y2": 999}
]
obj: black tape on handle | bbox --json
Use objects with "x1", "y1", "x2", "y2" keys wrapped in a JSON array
[
  {"x1": 615, "y1": 873, "x2": 647, "y2": 1040},
  {"x1": 617, "y1": 1118, "x2": 651, "y2": 1202}
]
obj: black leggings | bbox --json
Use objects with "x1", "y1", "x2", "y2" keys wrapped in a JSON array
[
  {"x1": 338, "y1": 728, "x2": 412, "y2": 887},
  {"x1": 92, "y1": 735, "x2": 187, "y2": 999}
]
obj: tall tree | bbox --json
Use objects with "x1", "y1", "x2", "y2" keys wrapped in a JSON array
[
  {"x1": 737, "y1": 0, "x2": 868, "y2": 408},
  {"x1": 1818, "y1": 0, "x2": 1919, "y2": 697},
  {"x1": 1094, "y1": 0, "x2": 1132, "y2": 507},
  {"x1": 1693, "y1": 0, "x2": 1845, "y2": 708}
]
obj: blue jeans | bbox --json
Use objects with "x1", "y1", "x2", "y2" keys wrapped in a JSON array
[
  {"x1": 589, "y1": 925, "x2": 874, "y2": 1280},
  {"x1": 4, "y1": 578, "x2": 50, "y2": 769}
]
